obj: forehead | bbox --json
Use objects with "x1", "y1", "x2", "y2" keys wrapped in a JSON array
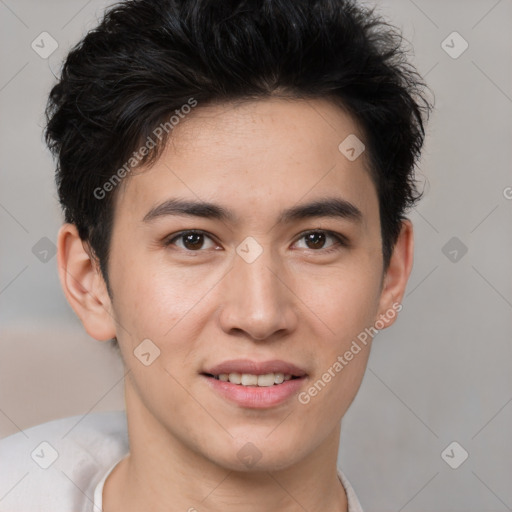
[
  {"x1": 167, "y1": 97, "x2": 364, "y2": 162},
  {"x1": 114, "y1": 97, "x2": 378, "y2": 225}
]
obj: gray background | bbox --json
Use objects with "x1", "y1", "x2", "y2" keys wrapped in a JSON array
[{"x1": 1, "y1": 0, "x2": 511, "y2": 510}]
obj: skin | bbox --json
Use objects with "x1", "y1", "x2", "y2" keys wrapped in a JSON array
[{"x1": 57, "y1": 97, "x2": 414, "y2": 512}]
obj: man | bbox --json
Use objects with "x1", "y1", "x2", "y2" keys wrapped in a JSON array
[{"x1": 0, "y1": 0, "x2": 431, "y2": 510}]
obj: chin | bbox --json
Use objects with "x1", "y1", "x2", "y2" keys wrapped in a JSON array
[
  {"x1": 204, "y1": 432, "x2": 310, "y2": 473},
  {"x1": 216, "y1": 453, "x2": 302, "y2": 474}
]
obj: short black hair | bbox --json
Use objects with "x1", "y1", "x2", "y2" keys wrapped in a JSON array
[{"x1": 45, "y1": 0, "x2": 431, "y2": 292}]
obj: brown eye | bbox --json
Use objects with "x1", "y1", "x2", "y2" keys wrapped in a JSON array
[
  {"x1": 304, "y1": 231, "x2": 327, "y2": 250},
  {"x1": 165, "y1": 230, "x2": 217, "y2": 251},
  {"x1": 294, "y1": 230, "x2": 347, "y2": 252},
  {"x1": 182, "y1": 232, "x2": 205, "y2": 250}
]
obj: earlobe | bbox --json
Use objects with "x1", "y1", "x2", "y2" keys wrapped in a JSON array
[
  {"x1": 377, "y1": 219, "x2": 414, "y2": 329},
  {"x1": 57, "y1": 223, "x2": 117, "y2": 341}
]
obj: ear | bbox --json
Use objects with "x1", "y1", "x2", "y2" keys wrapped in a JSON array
[
  {"x1": 57, "y1": 223, "x2": 117, "y2": 341},
  {"x1": 376, "y1": 219, "x2": 414, "y2": 329}
]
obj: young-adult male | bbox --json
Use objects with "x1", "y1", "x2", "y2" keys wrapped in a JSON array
[{"x1": 0, "y1": 1, "x2": 431, "y2": 510}]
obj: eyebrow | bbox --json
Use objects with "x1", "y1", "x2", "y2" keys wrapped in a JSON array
[{"x1": 142, "y1": 197, "x2": 363, "y2": 225}]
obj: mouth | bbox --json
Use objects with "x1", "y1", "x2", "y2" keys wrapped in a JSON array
[
  {"x1": 202, "y1": 372, "x2": 302, "y2": 387},
  {"x1": 200, "y1": 359, "x2": 308, "y2": 408},
  {"x1": 202, "y1": 358, "x2": 307, "y2": 384}
]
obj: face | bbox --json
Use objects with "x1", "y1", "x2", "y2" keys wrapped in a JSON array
[{"x1": 96, "y1": 97, "x2": 400, "y2": 471}]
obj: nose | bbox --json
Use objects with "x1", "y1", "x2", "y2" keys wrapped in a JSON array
[{"x1": 217, "y1": 247, "x2": 298, "y2": 341}]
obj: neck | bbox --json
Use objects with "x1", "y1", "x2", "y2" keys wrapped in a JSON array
[{"x1": 104, "y1": 377, "x2": 348, "y2": 512}]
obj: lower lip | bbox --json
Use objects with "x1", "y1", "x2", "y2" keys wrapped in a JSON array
[{"x1": 202, "y1": 375, "x2": 306, "y2": 408}]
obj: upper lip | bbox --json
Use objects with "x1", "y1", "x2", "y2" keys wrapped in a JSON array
[{"x1": 203, "y1": 359, "x2": 307, "y2": 377}]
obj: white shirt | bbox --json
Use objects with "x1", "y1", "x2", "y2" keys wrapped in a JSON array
[{"x1": 0, "y1": 411, "x2": 363, "y2": 511}]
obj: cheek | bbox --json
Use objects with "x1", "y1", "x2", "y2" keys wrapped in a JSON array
[
  {"x1": 295, "y1": 270, "x2": 379, "y2": 420},
  {"x1": 291, "y1": 258, "x2": 381, "y2": 412},
  {"x1": 111, "y1": 265, "x2": 207, "y2": 416},
  {"x1": 297, "y1": 348, "x2": 370, "y2": 433},
  {"x1": 110, "y1": 260, "x2": 226, "y2": 399},
  {"x1": 111, "y1": 256, "x2": 214, "y2": 339},
  {"x1": 293, "y1": 259, "x2": 382, "y2": 345}
]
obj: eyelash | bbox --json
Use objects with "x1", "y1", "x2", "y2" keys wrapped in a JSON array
[{"x1": 164, "y1": 229, "x2": 348, "y2": 255}]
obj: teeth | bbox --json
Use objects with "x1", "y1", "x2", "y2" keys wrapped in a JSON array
[
  {"x1": 228, "y1": 372, "x2": 241, "y2": 384},
  {"x1": 241, "y1": 374, "x2": 258, "y2": 386},
  {"x1": 256, "y1": 374, "x2": 275, "y2": 387},
  {"x1": 216, "y1": 372, "x2": 295, "y2": 386},
  {"x1": 274, "y1": 373, "x2": 284, "y2": 384}
]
